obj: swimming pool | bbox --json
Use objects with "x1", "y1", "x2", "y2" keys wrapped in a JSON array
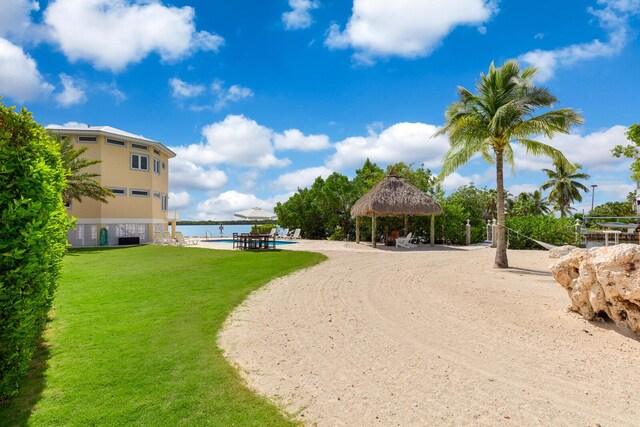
[{"x1": 204, "y1": 239, "x2": 298, "y2": 246}]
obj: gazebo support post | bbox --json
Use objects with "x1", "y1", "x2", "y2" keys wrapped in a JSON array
[
  {"x1": 404, "y1": 215, "x2": 408, "y2": 237},
  {"x1": 371, "y1": 214, "x2": 377, "y2": 248},
  {"x1": 430, "y1": 214, "x2": 435, "y2": 247},
  {"x1": 355, "y1": 216, "x2": 360, "y2": 244}
]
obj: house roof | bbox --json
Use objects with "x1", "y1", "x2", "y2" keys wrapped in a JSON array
[
  {"x1": 351, "y1": 173, "x2": 443, "y2": 217},
  {"x1": 45, "y1": 125, "x2": 176, "y2": 157}
]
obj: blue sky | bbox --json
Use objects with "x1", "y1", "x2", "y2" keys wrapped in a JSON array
[{"x1": 1, "y1": 0, "x2": 639, "y2": 219}]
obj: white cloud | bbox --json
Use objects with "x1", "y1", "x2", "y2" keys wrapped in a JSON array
[
  {"x1": 212, "y1": 80, "x2": 253, "y2": 110},
  {"x1": 55, "y1": 73, "x2": 87, "y2": 107},
  {"x1": 327, "y1": 122, "x2": 449, "y2": 171},
  {"x1": 442, "y1": 169, "x2": 495, "y2": 190},
  {"x1": 0, "y1": 0, "x2": 40, "y2": 40},
  {"x1": 168, "y1": 157, "x2": 228, "y2": 192},
  {"x1": 0, "y1": 37, "x2": 53, "y2": 102},
  {"x1": 282, "y1": 0, "x2": 320, "y2": 30},
  {"x1": 168, "y1": 191, "x2": 192, "y2": 211},
  {"x1": 519, "y1": 0, "x2": 640, "y2": 81},
  {"x1": 273, "y1": 129, "x2": 331, "y2": 151},
  {"x1": 594, "y1": 182, "x2": 635, "y2": 199},
  {"x1": 169, "y1": 78, "x2": 205, "y2": 98},
  {"x1": 508, "y1": 183, "x2": 540, "y2": 196},
  {"x1": 325, "y1": 0, "x2": 496, "y2": 63},
  {"x1": 63, "y1": 121, "x2": 89, "y2": 128},
  {"x1": 98, "y1": 81, "x2": 127, "y2": 103},
  {"x1": 173, "y1": 115, "x2": 290, "y2": 169},
  {"x1": 273, "y1": 166, "x2": 334, "y2": 192},
  {"x1": 43, "y1": 0, "x2": 224, "y2": 72},
  {"x1": 512, "y1": 125, "x2": 630, "y2": 172},
  {"x1": 196, "y1": 190, "x2": 289, "y2": 220}
]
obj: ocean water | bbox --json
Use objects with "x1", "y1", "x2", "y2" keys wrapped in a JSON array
[{"x1": 177, "y1": 224, "x2": 284, "y2": 237}]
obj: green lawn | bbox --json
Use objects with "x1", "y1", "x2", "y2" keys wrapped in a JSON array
[{"x1": 0, "y1": 245, "x2": 325, "y2": 426}]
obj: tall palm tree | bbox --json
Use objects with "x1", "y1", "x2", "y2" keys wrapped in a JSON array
[
  {"x1": 57, "y1": 136, "x2": 114, "y2": 204},
  {"x1": 436, "y1": 60, "x2": 583, "y2": 268},
  {"x1": 541, "y1": 159, "x2": 590, "y2": 217},
  {"x1": 507, "y1": 191, "x2": 549, "y2": 216}
]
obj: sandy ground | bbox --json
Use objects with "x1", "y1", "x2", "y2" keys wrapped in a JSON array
[{"x1": 218, "y1": 245, "x2": 640, "y2": 426}]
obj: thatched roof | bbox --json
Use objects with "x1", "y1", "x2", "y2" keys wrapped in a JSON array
[{"x1": 351, "y1": 174, "x2": 443, "y2": 217}]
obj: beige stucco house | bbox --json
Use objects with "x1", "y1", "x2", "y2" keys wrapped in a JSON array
[{"x1": 46, "y1": 125, "x2": 176, "y2": 246}]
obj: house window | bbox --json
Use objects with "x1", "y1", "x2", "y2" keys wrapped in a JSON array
[
  {"x1": 161, "y1": 194, "x2": 168, "y2": 211},
  {"x1": 153, "y1": 158, "x2": 160, "y2": 174},
  {"x1": 131, "y1": 143, "x2": 148, "y2": 151},
  {"x1": 131, "y1": 189, "x2": 149, "y2": 197},
  {"x1": 153, "y1": 192, "x2": 161, "y2": 198},
  {"x1": 64, "y1": 200, "x2": 72, "y2": 209},
  {"x1": 153, "y1": 148, "x2": 160, "y2": 155},
  {"x1": 77, "y1": 136, "x2": 97, "y2": 143},
  {"x1": 131, "y1": 153, "x2": 149, "y2": 171},
  {"x1": 106, "y1": 138, "x2": 126, "y2": 147},
  {"x1": 109, "y1": 187, "x2": 127, "y2": 196}
]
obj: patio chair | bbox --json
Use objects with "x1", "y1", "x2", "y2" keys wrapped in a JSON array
[
  {"x1": 152, "y1": 231, "x2": 164, "y2": 245},
  {"x1": 396, "y1": 232, "x2": 416, "y2": 249},
  {"x1": 175, "y1": 231, "x2": 197, "y2": 246},
  {"x1": 162, "y1": 231, "x2": 176, "y2": 245},
  {"x1": 289, "y1": 229, "x2": 301, "y2": 239}
]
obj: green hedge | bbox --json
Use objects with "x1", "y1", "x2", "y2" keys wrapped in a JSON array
[
  {"x1": 0, "y1": 104, "x2": 70, "y2": 398},
  {"x1": 505, "y1": 216, "x2": 579, "y2": 250}
]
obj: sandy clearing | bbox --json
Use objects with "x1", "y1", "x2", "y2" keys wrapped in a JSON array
[{"x1": 218, "y1": 247, "x2": 640, "y2": 426}]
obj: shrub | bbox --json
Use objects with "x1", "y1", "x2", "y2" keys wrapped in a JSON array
[
  {"x1": 250, "y1": 224, "x2": 277, "y2": 234},
  {"x1": 0, "y1": 104, "x2": 70, "y2": 398},
  {"x1": 505, "y1": 216, "x2": 579, "y2": 250}
]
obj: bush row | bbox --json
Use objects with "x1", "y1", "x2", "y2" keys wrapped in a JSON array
[{"x1": 0, "y1": 105, "x2": 70, "y2": 398}]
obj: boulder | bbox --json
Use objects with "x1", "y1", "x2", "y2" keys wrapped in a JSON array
[{"x1": 551, "y1": 244, "x2": 640, "y2": 335}]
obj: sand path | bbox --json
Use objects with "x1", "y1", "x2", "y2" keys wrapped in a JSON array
[{"x1": 219, "y1": 247, "x2": 640, "y2": 426}]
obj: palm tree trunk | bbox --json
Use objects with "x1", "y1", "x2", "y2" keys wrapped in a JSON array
[{"x1": 494, "y1": 150, "x2": 509, "y2": 268}]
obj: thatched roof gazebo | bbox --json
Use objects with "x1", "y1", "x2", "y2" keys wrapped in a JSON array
[{"x1": 351, "y1": 173, "x2": 443, "y2": 248}]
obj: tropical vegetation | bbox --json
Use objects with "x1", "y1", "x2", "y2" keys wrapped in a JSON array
[
  {"x1": 57, "y1": 135, "x2": 114, "y2": 204},
  {"x1": 612, "y1": 123, "x2": 640, "y2": 182},
  {"x1": 436, "y1": 59, "x2": 583, "y2": 267},
  {"x1": 0, "y1": 104, "x2": 70, "y2": 398},
  {"x1": 0, "y1": 246, "x2": 324, "y2": 425},
  {"x1": 541, "y1": 160, "x2": 590, "y2": 217}
]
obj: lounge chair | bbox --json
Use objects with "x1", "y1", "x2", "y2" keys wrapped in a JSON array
[
  {"x1": 175, "y1": 231, "x2": 197, "y2": 246},
  {"x1": 280, "y1": 228, "x2": 289, "y2": 238},
  {"x1": 289, "y1": 229, "x2": 301, "y2": 239},
  {"x1": 268, "y1": 228, "x2": 277, "y2": 237},
  {"x1": 162, "y1": 231, "x2": 176, "y2": 245},
  {"x1": 152, "y1": 231, "x2": 164, "y2": 245},
  {"x1": 396, "y1": 232, "x2": 416, "y2": 249}
]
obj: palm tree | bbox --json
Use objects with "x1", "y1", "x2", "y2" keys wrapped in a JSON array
[
  {"x1": 436, "y1": 60, "x2": 583, "y2": 268},
  {"x1": 507, "y1": 191, "x2": 549, "y2": 216},
  {"x1": 541, "y1": 159, "x2": 590, "y2": 217},
  {"x1": 57, "y1": 136, "x2": 114, "y2": 204}
]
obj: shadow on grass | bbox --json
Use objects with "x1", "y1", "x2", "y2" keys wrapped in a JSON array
[
  {"x1": 0, "y1": 342, "x2": 51, "y2": 427},
  {"x1": 65, "y1": 245, "x2": 143, "y2": 256}
]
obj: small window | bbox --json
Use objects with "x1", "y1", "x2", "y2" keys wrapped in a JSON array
[
  {"x1": 64, "y1": 200, "x2": 72, "y2": 209},
  {"x1": 153, "y1": 158, "x2": 160, "y2": 174},
  {"x1": 131, "y1": 153, "x2": 149, "y2": 171},
  {"x1": 153, "y1": 192, "x2": 161, "y2": 198},
  {"x1": 77, "y1": 136, "x2": 97, "y2": 143},
  {"x1": 161, "y1": 194, "x2": 168, "y2": 211},
  {"x1": 131, "y1": 189, "x2": 149, "y2": 197},
  {"x1": 131, "y1": 143, "x2": 148, "y2": 151},
  {"x1": 153, "y1": 148, "x2": 160, "y2": 155},
  {"x1": 106, "y1": 138, "x2": 126, "y2": 147},
  {"x1": 110, "y1": 187, "x2": 126, "y2": 196}
]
